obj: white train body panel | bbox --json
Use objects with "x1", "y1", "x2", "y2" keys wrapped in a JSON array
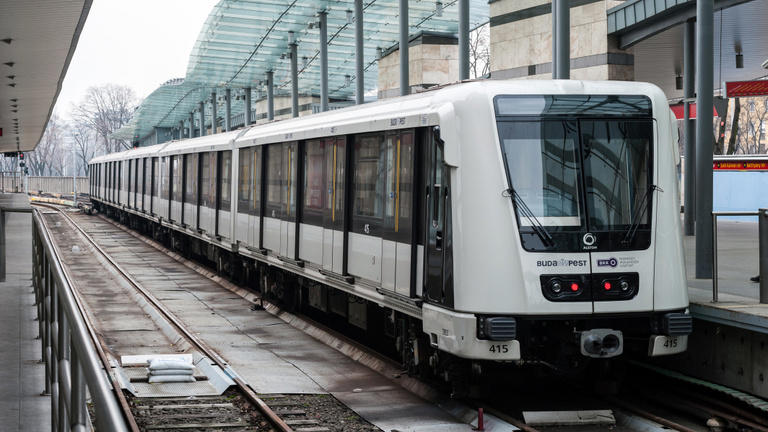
[{"x1": 89, "y1": 80, "x2": 690, "y2": 363}]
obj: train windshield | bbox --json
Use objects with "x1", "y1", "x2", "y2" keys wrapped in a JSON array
[{"x1": 495, "y1": 95, "x2": 654, "y2": 252}]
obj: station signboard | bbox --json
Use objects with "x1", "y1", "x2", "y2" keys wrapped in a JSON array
[
  {"x1": 713, "y1": 160, "x2": 768, "y2": 171},
  {"x1": 725, "y1": 80, "x2": 768, "y2": 98}
]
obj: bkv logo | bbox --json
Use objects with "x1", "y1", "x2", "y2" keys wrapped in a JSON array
[{"x1": 597, "y1": 258, "x2": 618, "y2": 268}]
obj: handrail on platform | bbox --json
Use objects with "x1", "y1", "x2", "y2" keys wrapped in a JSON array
[
  {"x1": 711, "y1": 209, "x2": 768, "y2": 304},
  {"x1": 32, "y1": 208, "x2": 130, "y2": 432}
]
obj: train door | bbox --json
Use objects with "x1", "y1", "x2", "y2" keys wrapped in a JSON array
[
  {"x1": 264, "y1": 142, "x2": 297, "y2": 257},
  {"x1": 183, "y1": 153, "x2": 198, "y2": 229},
  {"x1": 170, "y1": 155, "x2": 183, "y2": 222},
  {"x1": 349, "y1": 134, "x2": 385, "y2": 283},
  {"x1": 199, "y1": 152, "x2": 217, "y2": 235},
  {"x1": 323, "y1": 137, "x2": 345, "y2": 274},
  {"x1": 217, "y1": 150, "x2": 232, "y2": 240},
  {"x1": 383, "y1": 131, "x2": 414, "y2": 296},
  {"x1": 249, "y1": 147, "x2": 262, "y2": 248},
  {"x1": 424, "y1": 131, "x2": 454, "y2": 307}
]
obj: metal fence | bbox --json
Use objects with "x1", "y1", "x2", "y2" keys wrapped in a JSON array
[
  {"x1": 32, "y1": 209, "x2": 129, "y2": 431},
  {"x1": 0, "y1": 176, "x2": 89, "y2": 195}
]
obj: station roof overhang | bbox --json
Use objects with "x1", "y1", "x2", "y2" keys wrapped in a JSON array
[
  {"x1": 113, "y1": 0, "x2": 489, "y2": 142},
  {"x1": 0, "y1": 0, "x2": 93, "y2": 152},
  {"x1": 608, "y1": 0, "x2": 768, "y2": 100}
]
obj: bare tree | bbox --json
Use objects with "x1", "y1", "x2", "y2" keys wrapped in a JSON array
[
  {"x1": 469, "y1": 24, "x2": 490, "y2": 79},
  {"x1": 71, "y1": 84, "x2": 137, "y2": 154},
  {"x1": 71, "y1": 120, "x2": 98, "y2": 175},
  {"x1": 27, "y1": 113, "x2": 67, "y2": 176}
]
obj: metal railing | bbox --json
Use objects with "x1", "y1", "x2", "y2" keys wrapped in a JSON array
[
  {"x1": 711, "y1": 210, "x2": 768, "y2": 303},
  {"x1": 32, "y1": 209, "x2": 130, "y2": 432}
]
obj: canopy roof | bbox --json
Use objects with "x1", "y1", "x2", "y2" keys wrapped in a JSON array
[{"x1": 114, "y1": 0, "x2": 489, "y2": 141}]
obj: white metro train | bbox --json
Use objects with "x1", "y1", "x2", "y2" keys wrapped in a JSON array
[{"x1": 89, "y1": 80, "x2": 691, "y2": 380}]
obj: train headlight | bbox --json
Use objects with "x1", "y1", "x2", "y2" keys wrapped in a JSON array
[
  {"x1": 619, "y1": 280, "x2": 630, "y2": 291},
  {"x1": 550, "y1": 279, "x2": 562, "y2": 293}
]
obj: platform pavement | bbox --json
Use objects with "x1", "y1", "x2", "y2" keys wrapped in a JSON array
[
  {"x1": 684, "y1": 219, "x2": 768, "y2": 333},
  {"x1": 0, "y1": 194, "x2": 50, "y2": 431}
]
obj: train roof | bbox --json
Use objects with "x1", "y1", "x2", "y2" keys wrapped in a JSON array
[{"x1": 89, "y1": 79, "x2": 669, "y2": 164}]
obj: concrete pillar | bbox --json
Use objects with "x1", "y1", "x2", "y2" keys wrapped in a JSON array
[
  {"x1": 224, "y1": 88, "x2": 231, "y2": 132},
  {"x1": 554, "y1": 0, "x2": 570, "y2": 79},
  {"x1": 244, "y1": 87, "x2": 252, "y2": 125},
  {"x1": 695, "y1": 0, "x2": 714, "y2": 278},
  {"x1": 458, "y1": 0, "x2": 469, "y2": 80},
  {"x1": 290, "y1": 42, "x2": 299, "y2": 117},
  {"x1": 399, "y1": 0, "x2": 409, "y2": 95},
  {"x1": 266, "y1": 71, "x2": 274, "y2": 121},
  {"x1": 319, "y1": 11, "x2": 329, "y2": 111},
  {"x1": 683, "y1": 20, "x2": 696, "y2": 236},
  {"x1": 210, "y1": 91, "x2": 218, "y2": 134},
  {"x1": 199, "y1": 103, "x2": 205, "y2": 137},
  {"x1": 355, "y1": 0, "x2": 364, "y2": 104}
]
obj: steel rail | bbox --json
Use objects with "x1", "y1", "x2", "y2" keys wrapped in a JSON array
[
  {"x1": 33, "y1": 206, "x2": 137, "y2": 432},
  {"x1": 37, "y1": 203, "x2": 293, "y2": 432}
]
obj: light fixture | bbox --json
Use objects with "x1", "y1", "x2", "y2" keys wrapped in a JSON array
[
  {"x1": 345, "y1": 74, "x2": 351, "y2": 86},
  {"x1": 3, "y1": 62, "x2": 14, "y2": 67},
  {"x1": 302, "y1": 56, "x2": 308, "y2": 68},
  {"x1": 436, "y1": 1, "x2": 443, "y2": 17},
  {"x1": 1, "y1": 38, "x2": 11, "y2": 45},
  {"x1": 308, "y1": 21, "x2": 315, "y2": 30},
  {"x1": 288, "y1": 31, "x2": 295, "y2": 44},
  {"x1": 376, "y1": 47, "x2": 383, "y2": 59},
  {"x1": 736, "y1": 52, "x2": 744, "y2": 69},
  {"x1": 675, "y1": 75, "x2": 683, "y2": 90},
  {"x1": 346, "y1": 9, "x2": 353, "y2": 24}
]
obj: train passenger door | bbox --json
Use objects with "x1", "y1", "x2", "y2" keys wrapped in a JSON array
[
  {"x1": 424, "y1": 131, "x2": 453, "y2": 307},
  {"x1": 322, "y1": 137, "x2": 345, "y2": 274}
]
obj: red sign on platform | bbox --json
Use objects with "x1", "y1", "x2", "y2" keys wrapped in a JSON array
[
  {"x1": 713, "y1": 160, "x2": 768, "y2": 171},
  {"x1": 725, "y1": 80, "x2": 768, "y2": 98}
]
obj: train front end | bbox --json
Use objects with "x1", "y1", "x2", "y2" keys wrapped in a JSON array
[{"x1": 422, "y1": 81, "x2": 691, "y2": 366}]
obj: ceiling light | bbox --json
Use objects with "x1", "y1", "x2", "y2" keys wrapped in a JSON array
[
  {"x1": 3, "y1": 62, "x2": 14, "y2": 67},
  {"x1": 736, "y1": 52, "x2": 744, "y2": 69},
  {"x1": 436, "y1": 1, "x2": 443, "y2": 16},
  {"x1": 675, "y1": 75, "x2": 683, "y2": 90},
  {"x1": 345, "y1": 74, "x2": 351, "y2": 86},
  {"x1": 8, "y1": 84, "x2": 15, "y2": 88},
  {"x1": 377, "y1": 47, "x2": 383, "y2": 59},
  {"x1": 346, "y1": 9, "x2": 353, "y2": 24},
  {"x1": 302, "y1": 56, "x2": 308, "y2": 68},
  {"x1": 10, "y1": 98, "x2": 17, "y2": 102},
  {"x1": 6, "y1": 75, "x2": 15, "y2": 80},
  {"x1": 1, "y1": 38, "x2": 11, "y2": 45},
  {"x1": 288, "y1": 31, "x2": 295, "y2": 44}
]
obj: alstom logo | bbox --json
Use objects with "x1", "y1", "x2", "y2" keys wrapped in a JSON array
[{"x1": 597, "y1": 258, "x2": 618, "y2": 268}]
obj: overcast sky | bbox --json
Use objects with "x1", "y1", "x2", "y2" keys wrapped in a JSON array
[{"x1": 54, "y1": 0, "x2": 220, "y2": 117}]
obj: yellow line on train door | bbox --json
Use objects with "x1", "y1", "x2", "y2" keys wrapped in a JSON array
[
  {"x1": 332, "y1": 143, "x2": 337, "y2": 222},
  {"x1": 395, "y1": 138, "x2": 401, "y2": 233}
]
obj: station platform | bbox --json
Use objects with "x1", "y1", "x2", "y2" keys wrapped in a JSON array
[
  {"x1": 685, "y1": 219, "x2": 768, "y2": 333},
  {"x1": 0, "y1": 194, "x2": 49, "y2": 431}
]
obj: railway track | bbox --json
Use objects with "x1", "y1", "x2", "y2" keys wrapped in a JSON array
[{"x1": 34, "y1": 203, "x2": 296, "y2": 432}]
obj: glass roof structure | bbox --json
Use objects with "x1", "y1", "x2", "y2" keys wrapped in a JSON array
[{"x1": 114, "y1": 0, "x2": 489, "y2": 142}]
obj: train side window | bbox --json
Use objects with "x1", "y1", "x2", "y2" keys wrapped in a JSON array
[
  {"x1": 252, "y1": 147, "x2": 261, "y2": 215},
  {"x1": 394, "y1": 131, "x2": 414, "y2": 240},
  {"x1": 220, "y1": 151, "x2": 232, "y2": 210},
  {"x1": 201, "y1": 152, "x2": 211, "y2": 208},
  {"x1": 209, "y1": 152, "x2": 218, "y2": 209},
  {"x1": 266, "y1": 142, "x2": 297, "y2": 219},
  {"x1": 329, "y1": 137, "x2": 345, "y2": 229},
  {"x1": 266, "y1": 144, "x2": 281, "y2": 218},
  {"x1": 160, "y1": 157, "x2": 170, "y2": 200},
  {"x1": 238, "y1": 147, "x2": 253, "y2": 214},
  {"x1": 303, "y1": 139, "x2": 326, "y2": 225},
  {"x1": 184, "y1": 153, "x2": 198, "y2": 205},
  {"x1": 172, "y1": 155, "x2": 182, "y2": 202},
  {"x1": 353, "y1": 133, "x2": 385, "y2": 231},
  {"x1": 151, "y1": 157, "x2": 159, "y2": 198}
]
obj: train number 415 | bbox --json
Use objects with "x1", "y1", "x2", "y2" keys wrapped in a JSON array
[{"x1": 489, "y1": 344, "x2": 509, "y2": 353}]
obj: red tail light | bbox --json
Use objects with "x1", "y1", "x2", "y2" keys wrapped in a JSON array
[
  {"x1": 570, "y1": 282, "x2": 579, "y2": 292},
  {"x1": 604, "y1": 281, "x2": 612, "y2": 291}
]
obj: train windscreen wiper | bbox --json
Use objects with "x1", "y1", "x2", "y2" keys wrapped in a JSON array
[
  {"x1": 620, "y1": 184, "x2": 661, "y2": 245},
  {"x1": 505, "y1": 188, "x2": 555, "y2": 248}
]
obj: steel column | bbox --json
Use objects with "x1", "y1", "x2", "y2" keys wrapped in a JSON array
[
  {"x1": 458, "y1": 0, "x2": 469, "y2": 80},
  {"x1": 695, "y1": 0, "x2": 713, "y2": 278},
  {"x1": 290, "y1": 43, "x2": 299, "y2": 117},
  {"x1": 70, "y1": 339, "x2": 87, "y2": 430},
  {"x1": 179, "y1": 121, "x2": 185, "y2": 139},
  {"x1": 760, "y1": 209, "x2": 768, "y2": 303},
  {"x1": 190, "y1": 112, "x2": 195, "y2": 138},
  {"x1": 551, "y1": 0, "x2": 558, "y2": 78},
  {"x1": 683, "y1": 20, "x2": 696, "y2": 236},
  {"x1": 399, "y1": 0, "x2": 409, "y2": 95},
  {"x1": 224, "y1": 89, "x2": 232, "y2": 132},
  {"x1": 0, "y1": 209, "x2": 5, "y2": 282},
  {"x1": 266, "y1": 71, "x2": 275, "y2": 120},
  {"x1": 355, "y1": 0, "x2": 364, "y2": 104},
  {"x1": 57, "y1": 306, "x2": 70, "y2": 432},
  {"x1": 319, "y1": 11, "x2": 329, "y2": 111},
  {"x1": 199, "y1": 103, "x2": 206, "y2": 137},
  {"x1": 210, "y1": 92, "x2": 218, "y2": 134},
  {"x1": 554, "y1": 0, "x2": 570, "y2": 79},
  {"x1": 244, "y1": 87, "x2": 252, "y2": 125}
]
